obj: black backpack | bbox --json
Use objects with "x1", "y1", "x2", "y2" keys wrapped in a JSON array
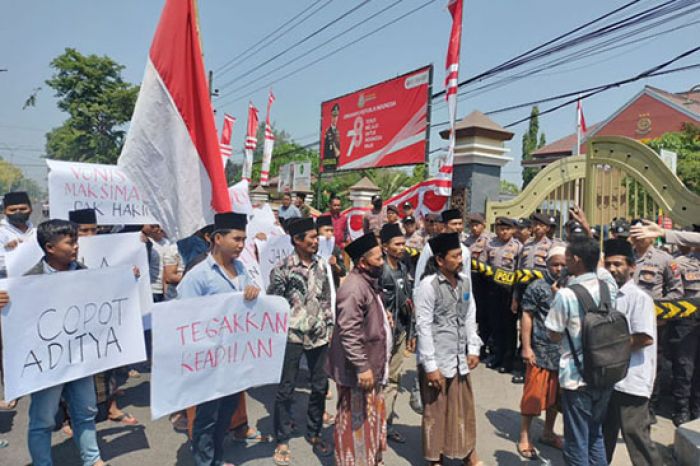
[{"x1": 565, "y1": 280, "x2": 632, "y2": 388}]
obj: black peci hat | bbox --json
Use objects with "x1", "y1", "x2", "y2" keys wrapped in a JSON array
[
  {"x1": 214, "y1": 212, "x2": 248, "y2": 231},
  {"x1": 380, "y1": 223, "x2": 403, "y2": 244},
  {"x1": 428, "y1": 232, "x2": 462, "y2": 257},
  {"x1": 441, "y1": 208, "x2": 462, "y2": 223},
  {"x1": 604, "y1": 238, "x2": 634, "y2": 263},
  {"x1": 287, "y1": 217, "x2": 316, "y2": 237},
  {"x1": 3, "y1": 191, "x2": 31, "y2": 208},
  {"x1": 69, "y1": 208, "x2": 97, "y2": 225},
  {"x1": 316, "y1": 215, "x2": 333, "y2": 228},
  {"x1": 346, "y1": 233, "x2": 379, "y2": 262}
]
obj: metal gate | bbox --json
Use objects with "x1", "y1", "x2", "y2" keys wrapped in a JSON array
[{"x1": 485, "y1": 136, "x2": 700, "y2": 235}]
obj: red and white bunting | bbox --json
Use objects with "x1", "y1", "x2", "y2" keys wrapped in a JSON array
[
  {"x1": 260, "y1": 90, "x2": 276, "y2": 186},
  {"x1": 343, "y1": 179, "x2": 449, "y2": 240},
  {"x1": 242, "y1": 102, "x2": 259, "y2": 182},
  {"x1": 219, "y1": 113, "x2": 235, "y2": 168},
  {"x1": 435, "y1": 0, "x2": 463, "y2": 197}
]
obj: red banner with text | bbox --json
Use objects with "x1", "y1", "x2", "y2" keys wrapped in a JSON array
[{"x1": 320, "y1": 65, "x2": 432, "y2": 173}]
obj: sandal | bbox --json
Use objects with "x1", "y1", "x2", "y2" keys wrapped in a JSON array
[
  {"x1": 0, "y1": 439, "x2": 8, "y2": 448},
  {"x1": 517, "y1": 443, "x2": 538, "y2": 460},
  {"x1": 169, "y1": 413, "x2": 188, "y2": 433},
  {"x1": 273, "y1": 445, "x2": 291, "y2": 466},
  {"x1": 305, "y1": 434, "x2": 333, "y2": 457},
  {"x1": 540, "y1": 434, "x2": 563, "y2": 450},
  {"x1": 322, "y1": 412, "x2": 335, "y2": 425},
  {"x1": 232, "y1": 428, "x2": 272, "y2": 444},
  {"x1": 108, "y1": 412, "x2": 139, "y2": 425}
]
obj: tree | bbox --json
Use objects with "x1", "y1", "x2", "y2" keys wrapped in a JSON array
[
  {"x1": 500, "y1": 179, "x2": 521, "y2": 195},
  {"x1": 44, "y1": 48, "x2": 139, "y2": 164},
  {"x1": 0, "y1": 158, "x2": 44, "y2": 201},
  {"x1": 645, "y1": 123, "x2": 700, "y2": 195},
  {"x1": 521, "y1": 106, "x2": 547, "y2": 189}
]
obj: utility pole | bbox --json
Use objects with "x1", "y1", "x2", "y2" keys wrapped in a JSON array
[{"x1": 208, "y1": 70, "x2": 219, "y2": 107}]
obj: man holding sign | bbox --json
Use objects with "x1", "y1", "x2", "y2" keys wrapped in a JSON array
[
  {"x1": 177, "y1": 212, "x2": 260, "y2": 466},
  {"x1": 0, "y1": 220, "x2": 107, "y2": 466}
]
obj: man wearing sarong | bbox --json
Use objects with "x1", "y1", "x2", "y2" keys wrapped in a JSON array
[
  {"x1": 327, "y1": 233, "x2": 391, "y2": 466},
  {"x1": 415, "y1": 232, "x2": 483, "y2": 466}
]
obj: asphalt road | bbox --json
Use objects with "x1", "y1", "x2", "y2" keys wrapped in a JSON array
[{"x1": 0, "y1": 358, "x2": 678, "y2": 465}]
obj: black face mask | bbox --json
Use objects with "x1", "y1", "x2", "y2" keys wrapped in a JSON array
[{"x1": 7, "y1": 212, "x2": 30, "y2": 225}]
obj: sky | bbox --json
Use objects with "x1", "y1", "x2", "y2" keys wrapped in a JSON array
[{"x1": 1, "y1": 0, "x2": 699, "y2": 188}]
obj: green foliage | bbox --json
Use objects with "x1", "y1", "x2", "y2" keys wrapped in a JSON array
[
  {"x1": 521, "y1": 106, "x2": 547, "y2": 189},
  {"x1": 500, "y1": 179, "x2": 521, "y2": 195},
  {"x1": 645, "y1": 123, "x2": 700, "y2": 195},
  {"x1": 44, "y1": 48, "x2": 139, "y2": 164},
  {"x1": 0, "y1": 158, "x2": 44, "y2": 200}
]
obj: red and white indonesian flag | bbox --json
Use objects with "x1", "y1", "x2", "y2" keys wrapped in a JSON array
[
  {"x1": 118, "y1": 0, "x2": 231, "y2": 239},
  {"x1": 577, "y1": 98, "x2": 587, "y2": 134},
  {"x1": 242, "y1": 102, "x2": 259, "y2": 182},
  {"x1": 435, "y1": 0, "x2": 463, "y2": 197},
  {"x1": 260, "y1": 91, "x2": 276, "y2": 186},
  {"x1": 344, "y1": 179, "x2": 449, "y2": 240},
  {"x1": 220, "y1": 113, "x2": 236, "y2": 168}
]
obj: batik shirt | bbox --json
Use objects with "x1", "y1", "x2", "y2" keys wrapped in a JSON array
[
  {"x1": 520, "y1": 272, "x2": 561, "y2": 371},
  {"x1": 267, "y1": 252, "x2": 333, "y2": 349}
]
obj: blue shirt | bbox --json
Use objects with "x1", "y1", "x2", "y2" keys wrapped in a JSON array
[{"x1": 177, "y1": 254, "x2": 251, "y2": 298}]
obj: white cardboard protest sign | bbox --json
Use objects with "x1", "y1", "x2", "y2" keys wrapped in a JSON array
[
  {"x1": 318, "y1": 236, "x2": 335, "y2": 260},
  {"x1": 78, "y1": 233, "x2": 153, "y2": 321},
  {"x1": 4, "y1": 230, "x2": 42, "y2": 277},
  {"x1": 1, "y1": 266, "x2": 146, "y2": 401},
  {"x1": 257, "y1": 235, "x2": 294, "y2": 290},
  {"x1": 47, "y1": 159, "x2": 157, "y2": 225},
  {"x1": 150, "y1": 293, "x2": 290, "y2": 419},
  {"x1": 4, "y1": 233, "x2": 153, "y2": 320},
  {"x1": 228, "y1": 180, "x2": 253, "y2": 215}
]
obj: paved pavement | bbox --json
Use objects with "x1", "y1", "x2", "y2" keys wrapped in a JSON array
[{"x1": 0, "y1": 359, "x2": 678, "y2": 465}]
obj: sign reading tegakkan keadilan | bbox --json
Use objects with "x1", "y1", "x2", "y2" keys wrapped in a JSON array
[{"x1": 320, "y1": 65, "x2": 432, "y2": 172}]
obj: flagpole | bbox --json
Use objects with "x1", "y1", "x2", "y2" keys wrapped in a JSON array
[{"x1": 574, "y1": 95, "x2": 581, "y2": 205}]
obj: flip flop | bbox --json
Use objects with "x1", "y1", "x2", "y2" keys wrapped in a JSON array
[
  {"x1": 322, "y1": 412, "x2": 335, "y2": 425},
  {"x1": 232, "y1": 429, "x2": 272, "y2": 444},
  {"x1": 273, "y1": 445, "x2": 291, "y2": 466},
  {"x1": 109, "y1": 412, "x2": 139, "y2": 425},
  {"x1": 517, "y1": 443, "x2": 538, "y2": 460},
  {"x1": 540, "y1": 434, "x2": 563, "y2": 450},
  {"x1": 0, "y1": 439, "x2": 8, "y2": 449}
]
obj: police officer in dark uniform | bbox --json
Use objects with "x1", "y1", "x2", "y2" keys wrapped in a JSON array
[
  {"x1": 668, "y1": 240, "x2": 700, "y2": 426},
  {"x1": 323, "y1": 103, "x2": 341, "y2": 171},
  {"x1": 480, "y1": 217, "x2": 522, "y2": 373},
  {"x1": 515, "y1": 218, "x2": 532, "y2": 245},
  {"x1": 466, "y1": 213, "x2": 493, "y2": 359},
  {"x1": 630, "y1": 218, "x2": 684, "y2": 423}
]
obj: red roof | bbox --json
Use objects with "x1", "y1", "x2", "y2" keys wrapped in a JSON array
[{"x1": 531, "y1": 123, "x2": 601, "y2": 157}]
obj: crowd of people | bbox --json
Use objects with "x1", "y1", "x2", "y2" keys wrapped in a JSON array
[{"x1": 0, "y1": 188, "x2": 698, "y2": 466}]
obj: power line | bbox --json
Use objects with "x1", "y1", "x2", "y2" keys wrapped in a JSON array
[
  {"x1": 216, "y1": 0, "x2": 374, "y2": 93},
  {"x1": 217, "y1": 0, "x2": 407, "y2": 100},
  {"x1": 216, "y1": 0, "x2": 438, "y2": 107},
  {"x1": 502, "y1": 44, "x2": 700, "y2": 128},
  {"x1": 268, "y1": 59, "x2": 700, "y2": 159},
  {"x1": 214, "y1": 0, "x2": 333, "y2": 76},
  {"x1": 431, "y1": 0, "x2": 691, "y2": 100}
]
